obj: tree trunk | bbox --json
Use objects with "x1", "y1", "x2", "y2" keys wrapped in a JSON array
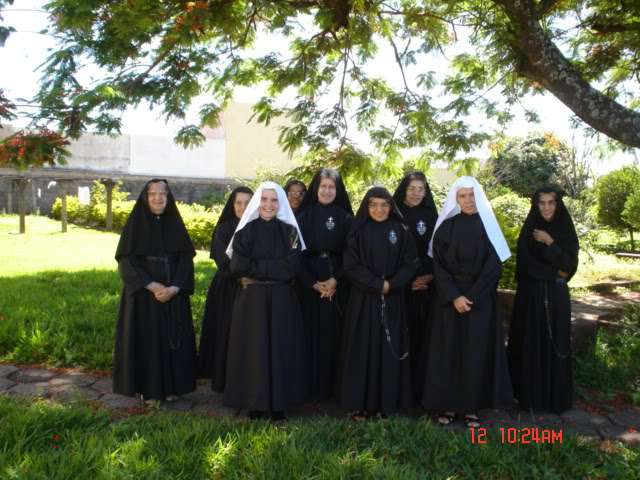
[
  {"x1": 61, "y1": 190, "x2": 68, "y2": 233},
  {"x1": 102, "y1": 179, "x2": 115, "y2": 231},
  {"x1": 493, "y1": 0, "x2": 640, "y2": 148},
  {"x1": 631, "y1": 229, "x2": 635, "y2": 252},
  {"x1": 15, "y1": 179, "x2": 27, "y2": 234}
]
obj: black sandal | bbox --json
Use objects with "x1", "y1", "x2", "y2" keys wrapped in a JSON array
[
  {"x1": 437, "y1": 411, "x2": 456, "y2": 425},
  {"x1": 464, "y1": 414, "x2": 481, "y2": 428}
]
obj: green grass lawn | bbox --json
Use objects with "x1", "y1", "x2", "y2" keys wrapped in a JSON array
[
  {"x1": 0, "y1": 215, "x2": 212, "y2": 369},
  {"x1": 1, "y1": 395, "x2": 638, "y2": 479}
]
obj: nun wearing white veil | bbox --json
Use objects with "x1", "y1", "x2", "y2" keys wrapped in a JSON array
[
  {"x1": 418, "y1": 177, "x2": 513, "y2": 428},
  {"x1": 223, "y1": 181, "x2": 308, "y2": 421}
]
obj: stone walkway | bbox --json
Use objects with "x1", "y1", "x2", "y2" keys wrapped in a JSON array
[{"x1": 1, "y1": 362, "x2": 639, "y2": 444}]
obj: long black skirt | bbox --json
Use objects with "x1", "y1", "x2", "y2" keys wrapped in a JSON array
[
  {"x1": 339, "y1": 290, "x2": 413, "y2": 415},
  {"x1": 197, "y1": 272, "x2": 238, "y2": 391},
  {"x1": 406, "y1": 287, "x2": 432, "y2": 399},
  {"x1": 223, "y1": 283, "x2": 308, "y2": 411},
  {"x1": 420, "y1": 284, "x2": 513, "y2": 412},
  {"x1": 300, "y1": 288, "x2": 341, "y2": 401},
  {"x1": 113, "y1": 289, "x2": 196, "y2": 400},
  {"x1": 507, "y1": 279, "x2": 573, "y2": 413}
]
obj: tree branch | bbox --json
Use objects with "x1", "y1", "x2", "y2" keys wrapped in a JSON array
[{"x1": 493, "y1": 0, "x2": 640, "y2": 148}]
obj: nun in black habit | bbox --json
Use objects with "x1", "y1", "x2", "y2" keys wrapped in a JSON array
[
  {"x1": 507, "y1": 187, "x2": 579, "y2": 414},
  {"x1": 113, "y1": 179, "x2": 197, "y2": 401},
  {"x1": 284, "y1": 178, "x2": 307, "y2": 215},
  {"x1": 392, "y1": 172, "x2": 438, "y2": 397},
  {"x1": 223, "y1": 181, "x2": 308, "y2": 420},
  {"x1": 419, "y1": 177, "x2": 513, "y2": 427},
  {"x1": 340, "y1": 187, "x2": 418, "y2": 419},
  {"x1": 197, "y1": 186, "x2": 253, "y2": 388},
  {"x1": 296, "y1": 168, "x2": 353, "y2": 401}
]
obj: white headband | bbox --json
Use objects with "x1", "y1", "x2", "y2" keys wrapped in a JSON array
[
  {"x1": 428, "y1": 176, "x2": 511, "y2": 262},
  {"x1": 225, "y1": 181, "x2": 306, "y2": 258}
]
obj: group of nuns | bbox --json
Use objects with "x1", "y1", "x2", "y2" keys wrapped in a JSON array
[{"x1": 113, "y1": 171, "x2": 579, "y2": 426}]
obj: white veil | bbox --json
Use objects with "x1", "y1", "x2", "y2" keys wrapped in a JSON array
[
  {"x1": 225, "y1": 181, "x2": 306, "y2": 258},
  {"x1": 427, "y1": 176, "x2": 511, "y2": 262}
]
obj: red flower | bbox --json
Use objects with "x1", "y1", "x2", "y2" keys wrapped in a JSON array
[{"x1": 627, "y1": 427, "x2": 637, "y2": 433}]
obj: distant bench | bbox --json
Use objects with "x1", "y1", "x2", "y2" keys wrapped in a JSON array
[{"x1": 615, "y1": 252, "x2": 640, "y2": 260}]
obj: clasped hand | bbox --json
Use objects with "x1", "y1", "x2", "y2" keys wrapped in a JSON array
[
  {"x1": 533, "y1": 229, "x2": 554, "y2": 246},
  {"x1": 313, "y1": 277, "x2": 338, "y2": 300},
  {"x1": 411, "y1": 274, "x2": 433, "y2": 291},
  {"x1": 146, "y1": 281, "x2": 180, "y2": 303},
  {"x1": 453, "y1": 295, "x2": 473, "y2": 313}
]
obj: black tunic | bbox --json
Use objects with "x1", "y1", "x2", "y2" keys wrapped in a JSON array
[
  {"x1": 397, "y1": 202, "x2": 437, "y2": 396},
  {"x1": 297, "y1": 202, "x2": 352, "y2": 401},
  {"x1": 223, "y1": 217, "x2": 308, "y2": 411},
  {"x1": 340, "y1": 218, "x2": 417, "y2": 415},
  {"x1": 197, "y1": 217, "x2": 239, "y2": 389},
  {"x1": 507, "y1": 189, "x2": 579, "y2": 413},
  {"x1": 113, "y1": 180, "x2": 196, "y2": 400},
  {"x1": 420, "y1": 212, "x2": 513, "y2": 412}
]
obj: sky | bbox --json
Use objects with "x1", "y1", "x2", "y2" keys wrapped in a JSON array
[{"x1": 1, "y1": 0, "x2": 637, "y2": 176}]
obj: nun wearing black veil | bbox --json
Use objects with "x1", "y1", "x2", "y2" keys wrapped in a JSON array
[
  {"x1": 507, "y1": 187, "x2": 579, "y2": 414},
  {"x1": 296, "y1": 168, "x2": 353, "y2": 401},
  {"x1": 339, "y1": 187, "x2": 418, "y2": 419},
  {"x1": 392, "y1": 171, "x2": 438, "y2": 397},
  {"x1": 197, "y1": 186, "x2": 253, "y2": 389},
  {"x1": 113, "y1": 179, "x2": 197, "y2": 402},
  {"x1": 223, "y1": 181, "x2": 308, "y2": 420},
  {"x1": 419, "y1": 177, "x2": 513, "y2": 428}
]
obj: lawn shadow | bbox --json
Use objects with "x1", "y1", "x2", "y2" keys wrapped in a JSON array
[{"x1": 0, "y1": 261, "x2": 216, "y2": 370}]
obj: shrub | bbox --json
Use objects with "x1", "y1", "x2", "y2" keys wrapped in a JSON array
[
  {"x1": 596, "y1": 166, "x2": 640, "y2": 250},
  {"x1": 51, "y1": 185, "x2": 224, "y2": 250},
  {"x1": 487, "y1": 134, "x2": 566, "y2": 197},
  {"x1": 490, "y1": 191, "x2": 531, "y2": 289}
]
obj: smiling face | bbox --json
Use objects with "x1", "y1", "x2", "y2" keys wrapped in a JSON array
[
  {"x1": 259, "y1": 189, "x2": 279, "y2": 221},
  {"x1": 537, "y1": 192, "x2": 557, "y2": 222},
  {"x1": 368, "y1": 197, "x2": 391, "y2": 222},
  {"x1": 233, "y1": 192, "x2": 252, "y2": 219},
  {"x1": 147, "y1": 181, "x2": 168, "y2": 215},
  {"x1": 404, "y1": 179, "x2": 426, "y2": 207},
  {"x1": 456, "y1": 187, "x2": 477, "y2": 215},
  {"x1": 286, "y1": 184, "x2": 305, "y2": 211},
  {"x1": 317, "y1": 177, "x2": 337, "y2": 205}
]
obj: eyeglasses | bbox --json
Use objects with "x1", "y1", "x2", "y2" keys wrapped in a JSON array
[{"x1": 287, "y1": 191, "x2": 305, "y2": 198}]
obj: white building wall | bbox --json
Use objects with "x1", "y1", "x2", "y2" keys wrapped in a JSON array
[
  {"x1": 129, "y1": 134, "x2": 225, "y2": 179},
  {"x1": 65, "y1": 133, "x2": 131, "y2": 172}
]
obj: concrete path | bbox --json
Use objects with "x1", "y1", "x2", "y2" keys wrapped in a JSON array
[{"x1": 1, "y1": 362, "x2": 639, "y2": 444}]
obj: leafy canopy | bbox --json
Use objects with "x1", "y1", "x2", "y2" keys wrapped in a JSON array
[{"x1": 3, "y1": 0, "x2": 639, "y2": 165}]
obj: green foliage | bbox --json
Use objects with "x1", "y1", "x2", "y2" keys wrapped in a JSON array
[
  {"x1": 622, "y1": 189, "x2": 640, "y2": 232},
  {"x1": 564, "y1": 188, "x2": 601, "y2": 259},
  {"x1": 490, "y1": 191, "x2": 531, "y2": 289},
  {"x1": 575, "y1": 303, "x2": 640, "y2": 406},
  {"x1": 597, "y1": 166, "x2": 640, "y2": 233},
  {"x1": 31, "y1": 0, "x2": 640, "y2": 173},
  {"x1": 2, "y1": 396, "x2": 640, "y2": 478},
  {"x1": 487, "y1": 133, "x2": 570, "y2": 197},
  {"x1": 50, "y1": 181, "x2": 221, "y2": 249}
]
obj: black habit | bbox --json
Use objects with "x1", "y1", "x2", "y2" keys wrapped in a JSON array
[
  {"x1": 223, "y1": 217, "x2": 308, "y2": 411},
  {"x1": 297, "y1": 171, "x2": 353, "y2": 401},
  {"x1": 507, "y1": 187, "x2": 579, "y2": 413},
  {"x1": 198, "y1": 186, "x2": 252, "y2": 390},
  {"x1": 393, "y1": 172, "x2": 438, "y2": 396},
  {"x1": 340, "y1": 187, "x2": 417, "y2": 415},
  {"x1": 113, "y1": 179, "x2": 197, "y2": 400},
  {"x1": 420, "y1": 212, "x2": 513, "y2": 412}
]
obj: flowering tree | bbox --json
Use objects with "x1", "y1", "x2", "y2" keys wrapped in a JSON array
[{"x1": 0, "y1": 128, "x2": 70, "y2": 233}]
